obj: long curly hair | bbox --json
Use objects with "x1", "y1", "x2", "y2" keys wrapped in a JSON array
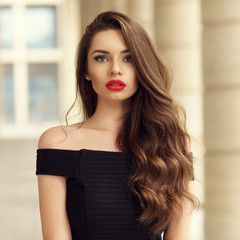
[{"x1": 67, "y1": 11, "x2": 198, "y2": 235}]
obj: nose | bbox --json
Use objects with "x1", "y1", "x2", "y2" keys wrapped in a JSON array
[{"x1": 109, "y1": 60, "x2": 122, "y2": 76}]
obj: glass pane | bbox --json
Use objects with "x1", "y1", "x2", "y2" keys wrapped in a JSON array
[
  {"x1": 28, "y1": 64, "x2": 59, "y2": 122},
  {"x1": 0, "y1": 65, "x2": 14, "y2": 122},
  {"x1": 26, "y1": 6, "x2": 57, "y2": 49},
  {"x1": 0, "y1": 7, "x2": 13, "y2": 49}
]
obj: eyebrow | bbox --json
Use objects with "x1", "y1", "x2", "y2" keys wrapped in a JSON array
[{"x1": 91, "y1": 49, "x2": 130, "y2": 55}]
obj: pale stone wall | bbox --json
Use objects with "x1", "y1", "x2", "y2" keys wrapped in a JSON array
[
  {"x1": 155, "y1": 1, "x2": 204, "y2": 239},
  {"x1": 202, "y1": 0, "x2": 240, "y2": 239},
  {"x1": 0, "y1": 139, "x2": 41, "y2": 239}
]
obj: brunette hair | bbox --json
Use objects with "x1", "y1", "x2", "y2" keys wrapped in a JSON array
[{"x1": 67, "y1": 11, "x2": 198, "y2": 235}]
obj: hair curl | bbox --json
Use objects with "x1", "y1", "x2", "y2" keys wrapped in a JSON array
[{"x1": 67, "y1": 11, "x2": 199, "y2": 235}]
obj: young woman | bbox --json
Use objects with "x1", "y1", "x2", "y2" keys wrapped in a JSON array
[{"x1": 36, "y1": 11, "x2": 198, "y2": 240}]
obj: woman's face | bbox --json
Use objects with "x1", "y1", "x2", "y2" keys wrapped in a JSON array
[{"x1": 86, "y1": 29, "x2": 138, "y2": 103}]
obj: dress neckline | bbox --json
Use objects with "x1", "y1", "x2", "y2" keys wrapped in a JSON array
[{"x1": 37, "y1": 148, "x2": 124, "y2": 155}]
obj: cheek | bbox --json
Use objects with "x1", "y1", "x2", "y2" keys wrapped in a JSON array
[
  {"x1": 90, "y1": 76, "x2": 102, "y2": 90},
  {"x1": 128, "y1": 72, "x2": 138, "y2": 94},
  {"x1": 87, "y1": 72, "x2": 106, "y2": 94},
  {"x1": 130, "y1": 69, "x2": 137, "y2": 86},
  {"x1": 88, "y1": 64, "x2": 107, "y2": 80}
]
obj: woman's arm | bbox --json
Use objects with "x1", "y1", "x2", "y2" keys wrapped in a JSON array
[
  {"x1": 37, "y1": 126, "x2": 72, "y2": 240},
  {"x1": 163, "y1": 200, "x2": 193, "y2": 240},
  {"x1": 38, "y1": 175, "x2": 72, "y2": 240},
  {"x1": 163, "y1": 181, "x2": 195, "y2": 240}
]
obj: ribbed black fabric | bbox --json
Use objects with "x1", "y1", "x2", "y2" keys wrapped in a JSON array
[{"x1": 36, "y1": 149, "x2": 164, "y2": 240}]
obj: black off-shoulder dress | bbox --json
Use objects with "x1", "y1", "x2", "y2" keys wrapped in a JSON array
[{"x1": 36, "y1": 149, "x2": 164, "y2": 240}]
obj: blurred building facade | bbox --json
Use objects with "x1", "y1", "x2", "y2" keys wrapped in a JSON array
[
  {"x1": 0, "y1": 0, "x2": 240, "y2": 239},
  {"x1": 202, "y1": 0, "x2": 240, "y2": 239}
]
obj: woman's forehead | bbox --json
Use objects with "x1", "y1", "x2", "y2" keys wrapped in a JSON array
[{"x1": 88, "y1": 29, "x2": 128, "y2": 54}]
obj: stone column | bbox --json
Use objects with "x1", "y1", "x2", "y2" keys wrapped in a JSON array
[
  {"x1": 81, "y1": 0, "x2": 155, "y2": 39},
  {"x1": 80, "y1": 0, "x2": 128, "y2": 30},
  {"x1": 155, "y1": 1, "x2": 204, "y2": 239},
  {"x1": 60, "y1": 0, "x2": 82, "y2": 122},
  {"x1": 128, "y1": 0, "x2": 155, "y2": 39},
  {"x1": 202, "y1": 0, "x2": 240, "y2": 239}
]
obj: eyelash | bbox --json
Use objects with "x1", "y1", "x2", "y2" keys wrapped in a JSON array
[
  {"x1": 93, "y1": 55, "x2": 132, "y2": 62},
  {"x1": 124, "y1": 55, "x2": 132, "y2": 62},
  {"x1": 94, "y1": 55, "x2": 108, "y2": 62}
]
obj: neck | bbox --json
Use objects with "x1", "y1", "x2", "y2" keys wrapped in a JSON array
[{"x1": 84, "y1": 98, "x2": 130, "y2": 132}]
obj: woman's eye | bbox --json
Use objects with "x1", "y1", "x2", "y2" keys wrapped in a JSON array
[
  {"x1": 94, "y1": 55, "x2": 108, "y2": 62},
  {"x1": 123, "y1": 55, "x2": 132, "y2": 62}
]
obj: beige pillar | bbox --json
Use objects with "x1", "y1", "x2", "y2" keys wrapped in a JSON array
[
  {"x1": 60, "y1": 0, "x2": 82, "y2": 122},
  {"x1": 81, "y1": 0, "x2": 155, "y2": 39},
  {"x1": 128, "y1": 0, "x2": 155, "y2": 39},
  {"x1": 203, "y1": 0, "x2": 240, "y2": 239},
  {"x1": 155, "y1": 1, "x2": 204, "y2": 239},
  {"x1": 80, "y1": 0, "x2": 128, "y2": 30}
]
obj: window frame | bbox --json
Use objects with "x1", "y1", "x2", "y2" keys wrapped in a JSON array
[{"x1": 0, "y1": 0, "x2": 80, "y2": 139}]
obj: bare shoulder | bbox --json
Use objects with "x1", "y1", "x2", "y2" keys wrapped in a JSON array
[
  {"x1": 38, "y1": 122, "x2": 85, "y2": 149},
  {"x1": 38, "y1": 124, "x2": 80, "y2": 149}
]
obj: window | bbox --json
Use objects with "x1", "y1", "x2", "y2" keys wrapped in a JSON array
[
  {"x1": 26, "y1": 6, "x2": 57, "y2": 49},
  {"x1": 1, "y1": 64, "x2": 14, "y2": 122},
  {"x1": 28, "y1": 63, "x2": 59, "y2": 122},
  {"x1": 0, "y1": 0, "x2": 79, "y2": 138},
  {"x1": 0, "y1": 6, "x2": 13, "y2": 49}
]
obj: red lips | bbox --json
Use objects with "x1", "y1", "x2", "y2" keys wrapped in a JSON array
[{"x1": 105, "y1": 80, "x2": 126, "y2": 91}]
